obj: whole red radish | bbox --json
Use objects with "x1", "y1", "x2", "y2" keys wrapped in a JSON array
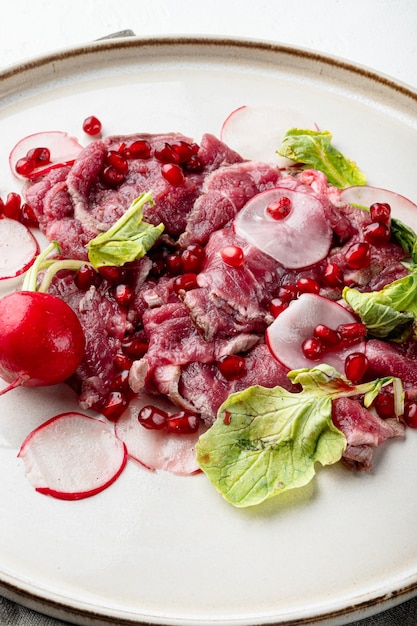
[{"x1": 0, "y1": 290, "x2": 85, "y2": 394}]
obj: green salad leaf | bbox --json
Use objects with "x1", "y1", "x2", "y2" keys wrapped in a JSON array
[
  {"x1": 390, "y1": 218, "x2": 417, "y2": 263},
  {"x1": 86, "y1": 191, "x2": 164, "y2": 268},
  {"x1": 343, "y1": 270, "x2": 417, "y2": 341},
  {"x1": 196, "y1": 365, "x2": 398, "y2": 508},
  {"x1": 277, "y1": 128, "x2": 367, "y2": 188}
]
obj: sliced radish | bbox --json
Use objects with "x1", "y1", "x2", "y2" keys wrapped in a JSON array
[
  {"x1": 234, "y1": 187, "x2": 332, "y2": 269},
  {"x1": 0, "y1": 218, "x2": 39, "y2": 280},
  {"x1": 220, "y1": 104, "x2": 316, "y2": 165},
  {"x1": 340, "y1": 185, "x2": 417, "y2": 232},
  {"x1": 18, "y1": 412, "x2": 127, "y2": 500},
  {"x1": 115, "y1": 397, "x2": 202, "y2": 476},
  {"x1": 266, "y1": 293, "x2": 365, "y2": 373},
  {"x1": 9, "y1": 131, "x2": 83, "y2": 180}
]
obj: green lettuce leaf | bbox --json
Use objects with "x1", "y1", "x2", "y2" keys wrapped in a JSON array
[
  {"x1": 277, "y1": 128, "x2": 366, "y2": 188},
  {"x1": 390, "y1": 218, "x2": 417, "y2": 263},
  {"x1": 196, "y1": 365, "x2": 398, "y2": 508},
  {"x1": 343, "y1": 271, "x2": 417, "y2": 341},
  {"x1": 86, "y1": 191, "x2": 164, "y2": 268}
]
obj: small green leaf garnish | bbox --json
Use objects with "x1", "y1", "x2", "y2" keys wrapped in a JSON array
[
  {"x1": 86, "y1": 191, "x2": 164, "y2": 268},
  {"x1": 278, "y1": 128, "x2": 366, "y2": 188}
]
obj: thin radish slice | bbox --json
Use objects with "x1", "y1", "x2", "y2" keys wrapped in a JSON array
[
  {"x1": 220, "y1": 104, "x2": 316, "y2": 165},
  {"x1": 18, "y1": 412, "x2": 127, "y2": 500},
  {"x1": 234, "y1": 187, "x2": 332, "y2": 269},
  {"x1": 340, "y1": 185, "x2": 417, "y2": 232},
  {"x1": 115, "y1": 397, "x2": 203, "y2": 476},
  {"x1": 0, "y1": 218, "x2": 39, "y2": 280},
  {"x1": 266, "y1": 293, "x2": 365, "y2": 373},
  {"x1": 9, "y1": 131, "x2": 83, "y2": 180}
]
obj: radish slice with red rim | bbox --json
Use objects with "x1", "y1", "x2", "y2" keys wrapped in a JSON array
[
  {"x1": 115, "y1": 397, "x2": 203, "y2": 476},
  {"x1": 0, "y1": 218, "x2": 39, "y2": 280},
  {"x1": 266, "y1": 293, "x2": 365, "y2": 373},
  {"x1": 340, "y1": 185, "x2": 417, "y2": 232},
  {"x1": 234, "y1": 187, "x2": 332, "y2": 269},
  {"x1": 9, "y1": 131, "x2": 83, "y2": 180},
  {"x1": 18, "y1": 412, "x2": 127, "y2": 500},
  {"x1": 220, "y1": 104, "x2": 316, "y2": 165}
]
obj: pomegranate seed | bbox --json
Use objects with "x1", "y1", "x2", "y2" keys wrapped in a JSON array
[
  {"x1": 83, "y1": 115, "x2": 102, "y2": 136},
  {"x1": 370, "y1": 202, "x2": 391, "y2": 224},
  {"x1": 345, "y1": 242, "x2": 370, "y2": 269},
  {"x1": 106, "y1": 150, "x2": 129, "y2": 175},
  {"x1": 113, "y1": 284, "x2": 134, "y2": 308},
  {"x1": 122, "y1": 338, "x2": 149, "y2": 358},
  {"x1": 322, "y1": 262, "x2": 344, "y2": 288},
  {"x1": 74, "y1": 264, "x2": 100, "y2": 290},
  {"x1": 181, "y1": 249, "x2": 203, "y2": 273},
  {"x1": 183, "y1": 155, "x2": 204, "y2": 172},
  {"x1": 186, "y1": 243, "x2": 205, "y2": 264},
  {"x1": 110, "y1": 369, "x2": 130, "y2": 393},
  {"x1": 296, "y1": 277, "x2": 320, "y2": 294},
  {"x1": 138, "y1": 405, "x2": 168, "y2": 430},
  {"x1": 171, "y1": 141, "x2": 194, "y2": 164},
  {"x1": 15, "y1": 157, "x2": 36, "y2": 177},
  {"x1": 3, "y1": 192, "x2": 21, "y2": 220},
  {"x1": 313, "y1": 324, "x2": 341, "y2": 347},
  {"x1": 344, "y1": 352, "x2": 368, "y2": 383},
  {"x1": 221, "y1": 245, "x2": 245, "y2": 267},
  {"x1": 101, "y1": 166, "x2": 126, "y2": 188},
  {"x1": 373, "y1": 391, "x2": 395, "y2": 419},
  {"x1": 266, "y1": 196, "x2": 292, "y2": 220},
  {"x1": 98, "y1": 265, "x2": 127, "y2": 284},
  {"x1": 363, "y1": 221, "x2": 391, "y2": 245},
  {"x1": 217, "y1": 354, "x2": 247, "y2": 380},
  {"x1": 19, "y1": 203, "x2": 39, "y2": 227},
  {"x1": 161, "y1": 163, "x2": 185, "y2": 187},
  {"x1": 165, "y1": 411, "x2": 200, "y2": 434},
  {"x1": 113, "y1": 353, "x2": 133, "y2": 371},
  {"x1": 27, "y1": 146, "x2": 51, "y2": 165},
  {"x1": 123, "y1": 140, "x2": 152, "y2": 159},
  {"x1": 150, "y1": 258, "x2": 166, "y2": 278},
  {"x1": 337, "y1": 322, "x2": 367, "y2": 344},
  {"x1": 278, "y1": 285, "x2": 298, "y2": 302},
  {"x1": 101, "y1": 391, "x2": 128, "y2": 421},
  {"x1": 404, "y1": 402, "x2": 417, "y2": 428},
  {"x1": 269, "y1": 298, "x2": 288, "y2": 318},
  {"x1": 155, "y1": 143, "x2": 179, "y2": 164},
  {"x1": 166, "y1": 253, "x2": 183, "y2": 276},
  {"x1": 301, "y1": 337, "x2": 323, "y2": 360},
  {"x1": 173, "y1": 273, "x2": 198, "y2": 293}
]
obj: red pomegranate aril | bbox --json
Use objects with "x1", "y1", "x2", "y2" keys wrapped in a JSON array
[
  {"x1": 150, "y1": 258, "x2": 166, "y2": 278},
  {"x1": 98, "y1": 265, "x2": 127, "y2": 284},
  {"x1": 101, "y1": 391, "x2": 128, "y2": 421},
  {"x1": 269, "y1": 298, "x2": 288, "y2": 318},
  {"x1": 296, "y1": 277, "x2": 320, "y2": 295},
  {"x1": 110, "y1": 369, "x2": 130, "y2": 393},
  {"x1": 373, "y1": 391, "x2": 395, "y2": 419},
  {"x1": 266, "y1": 196, "x2": 292, "y2": 220},
  {"x1": 186, "y1": 243, "x2": 205, "y2": 264},
  {"x1": 173, "y1": 273, "x2": 198, "y2": 293},
  {"x1": 344, "y1": 352, "x2": 369, "y2": 383},
  {"x1": 337, "y1": 322, "x2": 367, "y2": 344},
  {"x1": 370, "y1": 202, "x2": 391, "y2": 224},
  {"x1": 313, "y1": 324, "x2": 341, "y2": 347},
  {"x1": 181, "y1": 249, "x2": 203, "y2": 273},
  {"x1": 165, "y1": 411, "x2": 200, "y2": 434},
  {"x1": 83, "y1": 115, "x2": 102, "y2": 136},
  {"x1": 113, "y1": 353, "x2": 133, "y2": 371},
  {"x1": 101, "y1": 166, "x2": 126, "y2": 188},
  {"x1": 345, "y1": 242, "x2": 370, "y2": 269},
  {"x1": 27, "y1": 146, "x2": 51, "y2": 165},
  {"x1": 74, "y1": 264, "x2": 100, "y2": 290},
  {"x1": 301, "y1": 337, "x2": 323, "y2": 360},
  {"x1": 155, "y1": 143, "x2": 179, "y2": 164},
  {"x1": 363, "y1": 221, "x2": 391, "y2": 245},
  {"x1": 404, "y1": 401, "x2": 417, "y2": 428},
  {"x1": 161, "y1": 163, "x2": 185, "y2": 187},
  {"x1": 123, "y1": 140, "x2": 152, "y2": 159},
  {"x1": 322, "y1": 262, "x2": 344, "y2": 288},
  {"x1": 171, "y1": 141, "x2": 194, "y2": 163},
  {"x1": 3, "y1": 192, "x2": 21, "y2": 220},
  {"x1": 122, "y1": 338, "x2": 149, "y2": 359},
  {"x1": 166, "y1": 253, "x2": 183, "y2": 276},
  {"x1": 19, "y1": 203, "x2": 39, "y2": 228},
  {"x1": 113, "y1": 284, "x2": 134, "y2": 308},
  {"x1": 217, "y1": 354, "x2": 247, "y2": 380},
  {"x1": 105, "y1": 150, "x2": 129, "y2": 175},
  {"x1": 138, "y1": 405, "x2": 168, "y2": 430},
  {"x1": 183, "y1": 155, "x2": 204, "y2": 173},
  {"x1": 15, "y1": 157, "x2": 36, "y2": 177},
  {"x1": 221, "y1": 245, "x2": 245, "y2": 267},
  {"x1": 278, "y1": 285, "x2": 298, "y2": 302}
]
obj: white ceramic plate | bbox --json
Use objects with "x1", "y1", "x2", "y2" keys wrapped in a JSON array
[{"x1": 1, "y1": 36, "x2": 417, "y2": 626}]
